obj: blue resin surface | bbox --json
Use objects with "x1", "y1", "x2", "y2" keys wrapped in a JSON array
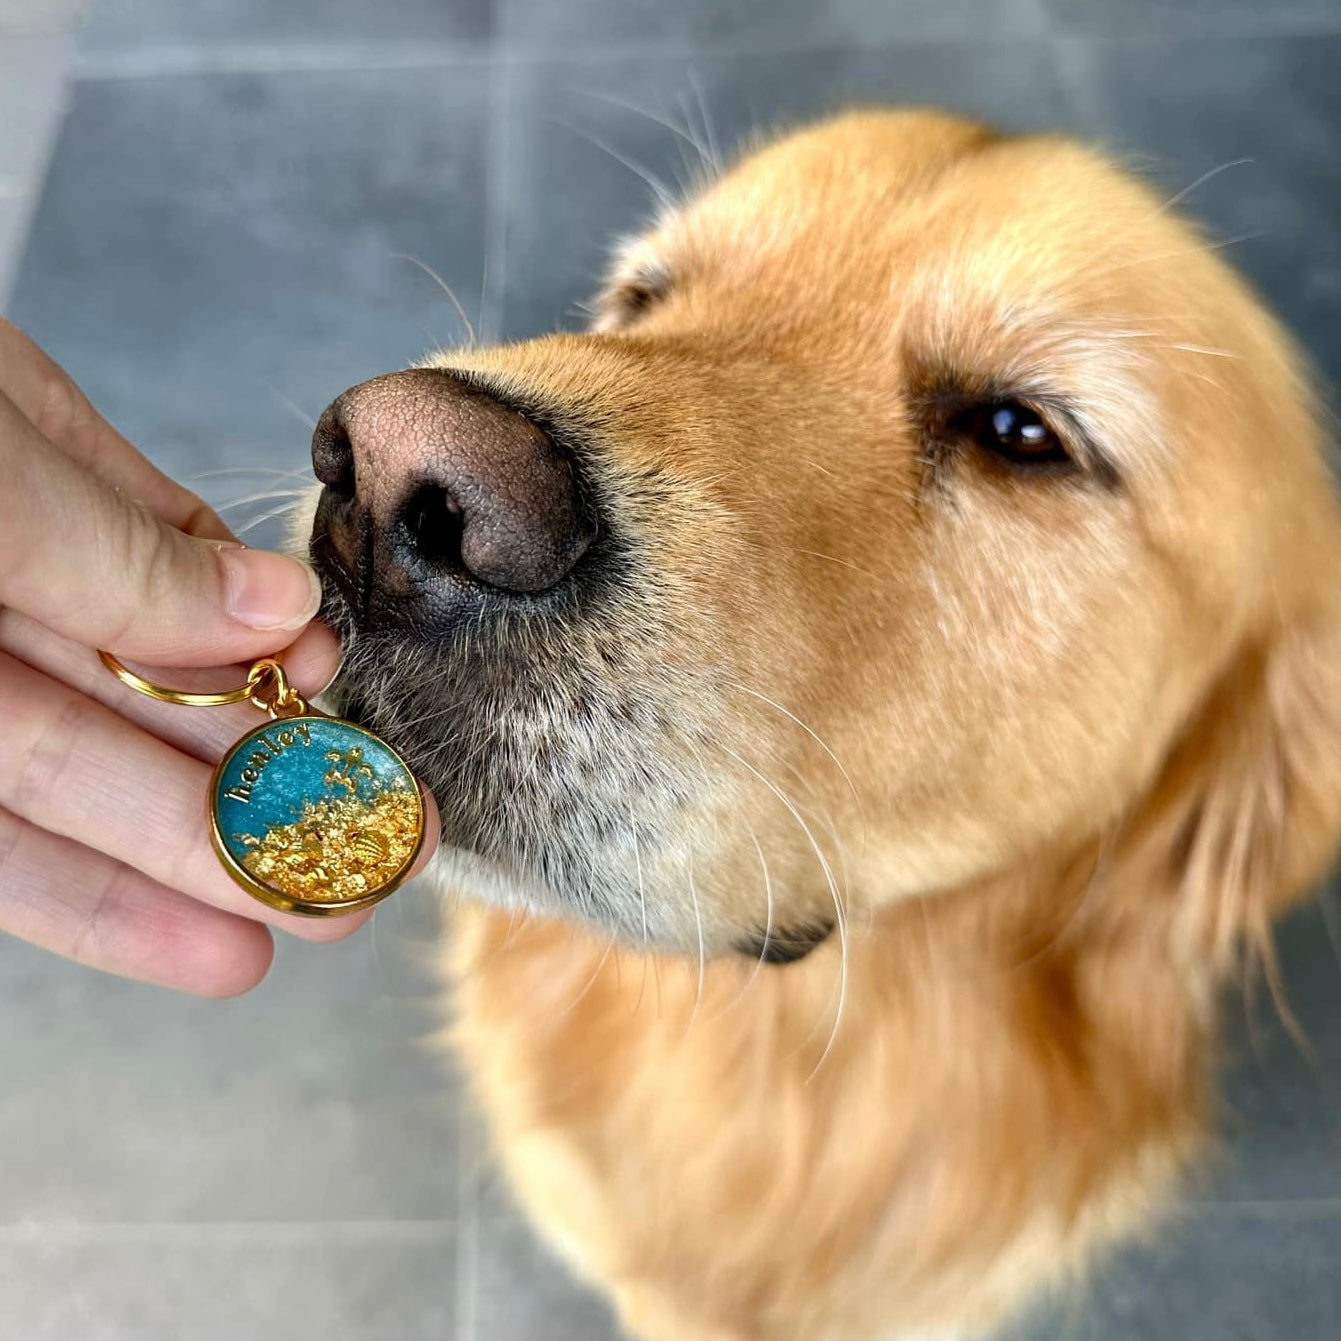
[{"x1": 213, "y1": 717, "x2": 416, "y2": 865}]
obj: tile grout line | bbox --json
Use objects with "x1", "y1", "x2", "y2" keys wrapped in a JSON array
[
  {"x1": 0, "y1": 1219, "x2": 461, "y2": 1237},
  {"x1": 453, "y1": 1088, "x2": 481, "y2": 1341},
  {"x1": 64, "y1": 18, "x2": 1341, "y2": 85},
  {"x1": 1038, "y1": 28, "x2": 1095, "y2": 135},
  {"x1": 0, "y1": 17, "x2": 83, "y2": 312},
  {"x1": 478, "y1": 50, "x2": 511, "y2": 343},
  {"x1": 3, "y1": 1196, "x2": 1340, "y2": 1239},
  {"x1": 1181, "y1": 1198, "x2": 1341, "y2": 1216},
  {"x1": 71, "y1": 40, "x2": 495, "y2": 80}
]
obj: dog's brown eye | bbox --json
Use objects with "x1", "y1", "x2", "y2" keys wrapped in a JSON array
[{"x1": 957, "y1": 401, "x2": 1069, "y2": 468}]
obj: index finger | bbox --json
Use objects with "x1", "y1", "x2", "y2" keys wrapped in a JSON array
[
  {"x1": 0, "y1": 390, "x2": 321, "y2": 664},
  {"x1": 0, "y1": 317, "x2": 232, "y2": 540}
]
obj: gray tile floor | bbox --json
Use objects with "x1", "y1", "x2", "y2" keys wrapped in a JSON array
[{"x1": 2, "y1": 0, "x2": 1340, "y2": 1337}]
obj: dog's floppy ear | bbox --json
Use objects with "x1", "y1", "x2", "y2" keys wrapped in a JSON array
[{"x1": 1122, "y1": 588, "x2": 1341, "y2": 970}]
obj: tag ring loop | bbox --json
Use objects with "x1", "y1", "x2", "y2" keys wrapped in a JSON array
[{"x1": 98, "y1": 652, "x2": 298, "y2": 715}]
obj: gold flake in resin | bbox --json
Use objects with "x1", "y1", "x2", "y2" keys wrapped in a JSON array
[{"x1": 235, "y1": 784, "x2": 421, "y2": 903}]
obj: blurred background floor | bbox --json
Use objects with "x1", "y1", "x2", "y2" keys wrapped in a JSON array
[{"x1": 2, "y1": 0, "x2": 1341, "y2": 1337}]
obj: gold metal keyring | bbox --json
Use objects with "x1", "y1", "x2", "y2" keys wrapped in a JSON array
[
  {"x1": 98, "y1": 652, "x2": 304, "y2": 718},
  {"x1": 98, "y1": 648, "x2": 423, "y2": 916}
]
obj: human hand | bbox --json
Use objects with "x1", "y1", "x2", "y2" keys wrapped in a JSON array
[{"x1": 0, "y1": 317, "x2": 432, "y2": 995}]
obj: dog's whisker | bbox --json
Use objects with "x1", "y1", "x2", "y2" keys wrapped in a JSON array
[
  {"x1": 1162, "y1": 342, "x2": 1243, "y2": 361},
  {"x1": 665, "y1": 94, "x2": 711, "y2": 187},
  {"x1": 750, "y1": 826, "x2": 776, "y2": 981},
  {"x1": 1156, "y1": 157, "x2": 1253, "y2": 215},
  {"x1": 262, "y1": 382, "x2": 320, "y2": 432},
  {"x1": 682, "y1": 844, "x2": 708, "y2": 1038},
  {"x1": 630, "y1": 800, "x2": 653, "y2": 1018},
  {"x1": 1003, "y1": 845, "x2": 1105, "y2": 975},
  {"x1": 916, "y1": 892, "x2": 954, "y2": 1054},
  {"x1": 647, "y1": 91, "x2": 706, "y2": 195},
  {"x1": 231, "y1": 498, "x2": 305, "y2": 535},
  {"x1": 798, "y1": 456, "x2": 837, "y2": 478},
  {"x1": 713, "y1": 826, "x2": 777, "y2": 1019},
  {"x1": 756, "y1": 750, "x2": 853, "y2": 907},
  {"x1": 814, "y1": 867, "x2": 851, "y2": 1084},
  {"x1": 790, "y1": 547, "x2": 880, "y2": 579},
  {"x1": 216, "y1": 487, "x2": 308, "y2": 512},
  {"x1": 476, "y1": 254, "x2": 490, "y2": 343},
  {"x1": 1088, "y1": 325, "x2": 1245, "y2": 365},
  {"x1": 1318, "y1": 886, "x2": 1341, "y2": 978},
  {"x1": 577, "y1": 87, "x2": 717, "y2": 183},
  {"x1": 737, "y1": 535, "x2": 883, "y2": 582},
  {"x1": 188, "y1": 466, "x2": 313, "y2": 482},
  {"x1": 551, "y1": 116, "x2": 679, "y2": 210},
  {"x1": 685, "y1": 69, "x2": 724, "y2": 177},
  {"x1": 387, "y1": 694, "x2": 473, "y2": 735},
  {"x1": 717, "y1": 742, "x2": 849, "y2": 1077},
  {"x1": 560, "y1": 930, "x2": 619, "y2": 1018},
  {"x1": 729, "y1": 680, "x2": 865, "y2": 830},
  {"x1": 693, "y1": 468, "x2": 744, "y2": 490},
  {"x1": 391, "y1": 252, "x2": 478, "y2": 345},
  {"x1": 1084, "y1": 230, "x2": 1264, "y2": 281}
]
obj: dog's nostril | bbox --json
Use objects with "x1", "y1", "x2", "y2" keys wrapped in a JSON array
[
  {"x1": 311, "y1": 411, "x2": 356, "y2": 497},
  {"x1": 313, "y1": 369, "x2": 597, "y2": 613},
  {"x1": 403, "y1": 483, "x2": 466, "y2": 569}
]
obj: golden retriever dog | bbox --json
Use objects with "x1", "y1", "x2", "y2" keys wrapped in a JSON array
[{"x1": 302, "y1": 110, "x2": 1341, "y2": 1340}]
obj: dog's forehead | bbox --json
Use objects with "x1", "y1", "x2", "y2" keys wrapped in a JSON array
[
  {"x1": 696, "y1": 110, "x2": 999, "y2": 222},
  {"x1": 653, "y1": 114, "x2": 1190, "y2": 319}
]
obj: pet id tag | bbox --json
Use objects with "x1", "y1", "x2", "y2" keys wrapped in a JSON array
[{"x1": 100, "y1": 652, "x2": 426, "y2": 917}]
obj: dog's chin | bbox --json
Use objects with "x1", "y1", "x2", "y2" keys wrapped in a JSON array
[{"x1": 315, "y1": 600, "x2": 681, "y2": 945}]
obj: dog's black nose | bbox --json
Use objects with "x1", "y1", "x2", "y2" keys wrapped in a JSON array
[{"x1": 311, "y1": 369, "x2": 594, "y2": 625}]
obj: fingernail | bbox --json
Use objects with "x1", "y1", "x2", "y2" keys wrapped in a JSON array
[{"x1": 219, "y1": 547, "x2": 323, "y2": 632}]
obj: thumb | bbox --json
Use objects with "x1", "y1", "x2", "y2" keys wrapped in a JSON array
[{"x1": 1, "y1": 391, "x2": 321, "y2": 665}]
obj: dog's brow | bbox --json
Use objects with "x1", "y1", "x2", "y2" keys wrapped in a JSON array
[{"x1": 1030, "y1": 395, "x2": 1123, "y2": 489}]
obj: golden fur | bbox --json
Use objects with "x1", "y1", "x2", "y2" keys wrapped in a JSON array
[{"x1": 313, "y1": 111, "x2": 1341, "y2": 1340}]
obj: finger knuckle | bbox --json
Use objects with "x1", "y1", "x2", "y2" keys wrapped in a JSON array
[
  {"x1": 155, "y1": 821, "x2": 202, "y2": 900},
  {"x1": 65, "y1": 860, "x2": 129, "y2": 967},
  {"x1": 30, "y1": 366, "x2": 84, "y2": 444},
  {"x1": 11, "y1": 690, "x2": 98, "y2": 821},
  {"x1": 98, "y1": 502, "x2": 184, "y2": 650},
  {"x1": 139, "y1": 507, "x2": 190, "y2": 604},
  {"x1": 0, "y1": 807, "x2": 20, "y2": 887}
]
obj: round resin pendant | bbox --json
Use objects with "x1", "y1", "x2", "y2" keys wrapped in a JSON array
[{"x1": 210, "y1": 716, "x2": 426, "y2": 916}]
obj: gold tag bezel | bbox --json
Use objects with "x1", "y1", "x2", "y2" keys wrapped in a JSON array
[{"x1": 208, "y1": 717, "x2": 427, "y2": 918}]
